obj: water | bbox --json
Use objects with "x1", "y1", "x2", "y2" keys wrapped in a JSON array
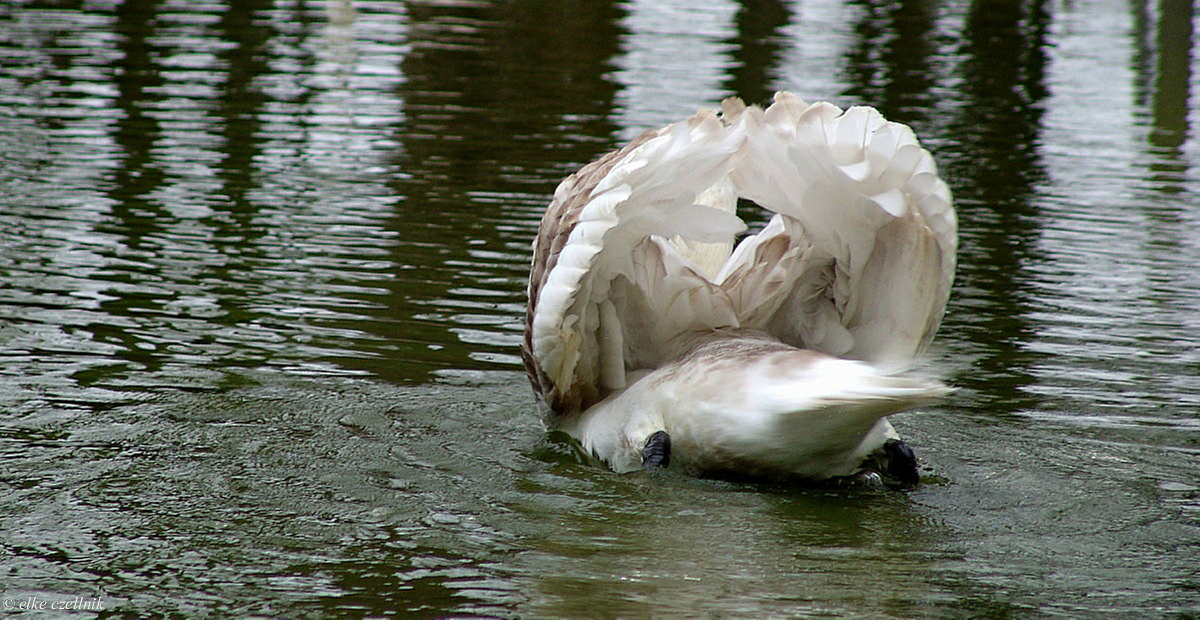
[{"x1": 1, "y1": 0, "x2": 1197, "y2": 616}]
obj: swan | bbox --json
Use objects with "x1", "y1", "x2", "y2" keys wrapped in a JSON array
[{"x1": 521, "y1": 92, "x2": 956, "y2": 485}]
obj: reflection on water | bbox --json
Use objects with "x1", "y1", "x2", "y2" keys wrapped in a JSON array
[
  {"x1": 1, "y1": 0, "x2": 1198, "y2": 616},
  {"x1": 938, "y1": 0, "x2": 1052, "y2": 420},
  {"x1": 389, "y1": 0, "x2": 625, "y2": 377},
  {"x1": 1143, "y1": 0, "x2": 1194, "y2": 191}
]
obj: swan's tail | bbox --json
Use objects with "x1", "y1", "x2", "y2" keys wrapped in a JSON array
[{"x1": 662, "y1": 335, "x2": 947, "y2": 479}]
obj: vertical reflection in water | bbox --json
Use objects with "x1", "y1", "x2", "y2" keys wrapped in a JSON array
[
  {"x1": 1130, "y1": 0, "x2": 1200, "y2": 413},
  {"x1": 242, "y1": 2, "x2": 411, "y2": 379},
  {"x1": 772, "y1": 0, "x2": 860, "y2": 100},
  {"x1": 88, "y1": 0, "x2": 262, "y2": 388},
  {"x1": 0, "y1": 5, "x2": 130, "y2": 409},
  {"x1": 213, "y1": 0, "x2": 271, "y2": 226},
  {"x1": 940, "y1": 0, "x2": 1051, "y2": 418},
  {"x1": 1146, "y1": 0, "x2": 1193, "y2": 191},
  {"x1": 107, "y1": 0, "x2": 166, "y2": 251},
  {"x1": 85, "y1": 0, "x2": 170, "y2": 382},
  {"x1": 27, "y1": 1, "x2": 414, "y2": 391},
  {"x1": 841, "y1": 0, "x2": 937, "y2": 127},
  {"x1": 610, "y1": 0, "x2": 736, "y2": 136},
  {"x1": 205, "y1": 0, "x2": 277, "y2": 360},
  {"x1": 722, "y1": 0, "x2": 791, "y2": 106},
  {"x1": 1131, "y1": 0, "x2": 1195, "y2": 234},
  {"x1": 1131, "y1": 0, "x2": 1157, "y2": 109},
  {"x1": 383, "y1": 1, "x2": 624, "y2": 382}
]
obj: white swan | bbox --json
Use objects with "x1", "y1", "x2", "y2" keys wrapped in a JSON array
[{"x1": 521, "y1": 92, "x2": 956, "y2": 484}]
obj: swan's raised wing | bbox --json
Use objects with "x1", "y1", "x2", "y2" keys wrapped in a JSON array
[
  {"x1": 523, "y1": 110, "x2": 746, "y2": 415},
  {"x1": 719, "y1": 94, "x2": 956, "y2": 367},
  {"x1": 523, "y1": 93, "x2": 956, "y2": 416}
]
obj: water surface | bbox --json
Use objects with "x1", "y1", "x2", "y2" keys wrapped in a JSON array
[{"x1": 1, "y1": 0, "x2": 1197, "y2": 616}]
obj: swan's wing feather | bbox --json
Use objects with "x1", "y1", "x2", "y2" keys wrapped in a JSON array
[
  {"x1": 725, "y1": 93, "x2": 956, "y2": 366},
  {"x1": 524, "y1": 92, "x2": 956, "y2": 415},
  {"x1": 524, "y1": 110, "x2": 745, "y2": 414},
  {"x1": 522, "y1": 132, "x2": 649, "y2": 410}
]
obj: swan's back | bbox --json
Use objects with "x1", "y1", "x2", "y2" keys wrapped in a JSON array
[{"x1": 523, "y1": 92, "x2": 956, "y2": 421}]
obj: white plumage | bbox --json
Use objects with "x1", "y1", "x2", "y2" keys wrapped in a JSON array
[{"x1": 521, "y1": 92, "x2": 955, "y2": 482}]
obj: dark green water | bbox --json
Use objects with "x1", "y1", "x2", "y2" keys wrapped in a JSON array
[{"x1": 1, "y1": 0, "x2": 1197, "y2": 617}]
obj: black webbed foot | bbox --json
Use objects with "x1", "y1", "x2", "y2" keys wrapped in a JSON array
[
  {"x1": 641, "y1": 430, "x2": 671, "y2": 470},
  {"x1": 884, "y1": 439, "x2": 919, "y2": 488}
]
